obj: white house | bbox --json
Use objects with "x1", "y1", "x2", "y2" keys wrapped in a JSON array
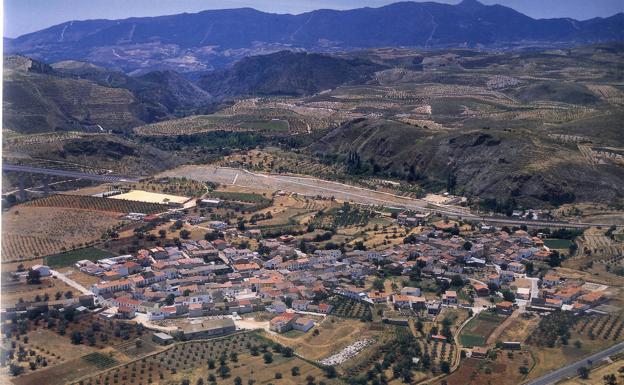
[
  {"x1": 293, "y1": 318, "x2": 315, "y2": 332},
  {"x1": 31, "y1": 265, "x2": 51, "y2": 277}
]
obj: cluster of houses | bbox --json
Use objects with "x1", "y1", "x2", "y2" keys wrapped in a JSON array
[{"x1": 7, "y1": 212, "x2": 609, "y2": 344}]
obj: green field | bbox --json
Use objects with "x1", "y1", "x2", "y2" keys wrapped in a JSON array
[
  {"x1": 543, "y1": 238, "x2": 573, "y2": 249},
  {"x1": 211, "y1": 191, "x2": 271, "y2": 203},
  {"x1": 460, "y1": 334, "x2": 486, "y2": 347},
  {"x1": 238, "y1": 119, "x2": 289, "y2": 131},
  {"x1": 44, "y1": 247, "x2": 114, "y2": 268},
  {"x1": 460, "y1": 311, "x2": 506, "y2": 347}
]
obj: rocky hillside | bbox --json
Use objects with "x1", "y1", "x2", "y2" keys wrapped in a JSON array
[
  {"x1": 312, "y1": 118, "x2": 624, "y2": 207},
  {"x1": 3, "y1": 56, "x2": 147, "y2": 134},
  {"x1": 3, "y1": 56, "x2": 218, "y2": 133}
]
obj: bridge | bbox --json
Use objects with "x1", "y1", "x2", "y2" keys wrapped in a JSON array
[{"x1": 2, "y1": 163, "x2": 141, "y2": 200}]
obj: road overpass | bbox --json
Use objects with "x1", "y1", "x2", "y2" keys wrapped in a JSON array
[
  {"x1": 2, "y1": 163, "x2": 141, "y2": 200},
  {"x1": 2, "y1": 164, "x2": 141, "y2": 183}
]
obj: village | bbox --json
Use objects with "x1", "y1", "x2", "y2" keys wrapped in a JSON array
[{"x1": 2, "y1": 182, "x2": 622, "y2": 385}]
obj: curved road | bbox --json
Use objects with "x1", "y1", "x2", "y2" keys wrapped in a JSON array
[{"x1": 524, "y1": 342, "x2": 624, "y2": 385}]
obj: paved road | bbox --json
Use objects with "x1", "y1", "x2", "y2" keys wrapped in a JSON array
[
  {"x1": 525, "y1": 342, "x2": 624, "y2": 385},
  {"x1": 2, "y1": 163, "x2": 141, "y2": 183},
  {"x1": 159, "y1": 165, "x2": 615, "y2": 229},
  {"x1": 50, "y1": 269, "x2": 93, "y2": 296}
]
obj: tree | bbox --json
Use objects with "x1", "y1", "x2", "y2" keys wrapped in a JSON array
[
  {"x1": 64, "y1": 291, "x2": 73, "y2": 299},
  {"x1": 372, "y1": 278, "x2": 385, "y2": 292},
  {"x1": 306, "y1": 375, "x2": 316, "y2": 385},
  {"x1": 282, "y1": 347, "x2": 293, "y2": 357},
  {"x1": 180, "y1": 229, "x2": 191, "y2": 239},
  {"x1": 71, "y1": 331, "x2": 83, "y2": 344},
  {"x1": 519, "y1": 366, "x2": 529, "y2": 375},
  {"x1": 324, "y1": 366, "x2": 337, "y2": 378},
  {"x1": 440, "y1": 361, "x2": 450, "y2": 373},
  {"x1": 578, "y1": 366, "x2": 590, "y2": 379},
  {"x1": 9, "y1": 363, "x2": 24, "y2": 376},
  {"x1": 275, "y1": 372, "x2": 282, "y2": 379},
  {"x1": 549, "y1": 251, "x2": 562, "y2": 267},
  {"x1": 158, "y1": 229, "x2": 167, "y2": 238},
  {"x1": 451, "y1": 275, "x2": 464, "y2": 287},
  {"x1": 263, "y1": 352, "x2": 273, "y2": 364},
  {"x1": 234, "y1": 377, "x2": 242, "y2": 385},
  {"x1": 502, "y1": 289, "x2": 515, "y2": 302},
  {"x1": 603, "y1": 374, "x2": 617, "y2": 385},
  {"x1": 463, "y1": 241, "x2": 472, "y2": 251},
  {"x1": 165, "y1": 294, "x2": 175, "y2": 305},
  {"x1": 27, "y1": 270, "x2": 41, "y2": 285},
  {"x1": 218, "y1": 364, "x2": 230, "y2": 378},
  {"x1": 291, "y1": 366, "x2": 300, "y2": 376}
]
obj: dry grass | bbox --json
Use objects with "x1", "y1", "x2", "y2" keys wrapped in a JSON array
[
  {"x1": 435, "y1": 351, "x2": 535, "y2": 385},
  {"x1": 267, "y1": 316, "x2": 373, "y2": 361},
  {"x1": 1, "y1": 276, "x2": 79, "y2": 307}
]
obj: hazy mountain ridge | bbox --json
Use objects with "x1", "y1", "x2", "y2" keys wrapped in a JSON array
[{"x1": 6, "y1": 0, "x2": 623, "y2": 73}]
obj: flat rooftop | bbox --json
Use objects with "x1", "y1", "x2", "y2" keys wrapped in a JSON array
[{"x1": 110, "y1": 190, "x2": 190, "y2": 205}]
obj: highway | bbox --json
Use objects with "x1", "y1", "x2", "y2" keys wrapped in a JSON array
[
  {"x1": 525, "y1": 342, "x2": 624, "y2": 385},
  {"x1": 2, "y1": 163, "x2": 141, "y2": 183},
  {"x1": 159, "y1": 165, "x2": 618, "y2": 229}
]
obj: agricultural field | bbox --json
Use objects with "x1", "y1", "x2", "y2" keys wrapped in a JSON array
[
  {"x1": 1, "y1": 233, "x2": 69, "y2": 263},
  {"x1": 438, "y1": 350, "x2": 535, "y2": 385},
  {"x1": 43, "y1": 247, "x2": 115, "y2": 268},
  {"x1": 558, "y1": 355, "x2": 624, "y2": 385},
  {"x1": 328, "y1": 296, "x2": 373, "y2": 321},
  {"x1": 310, "y1": 203, "x2": 377, "y2": 230},
  {"x1": 1, "y1": 206, "x2": 121, "y2": 262},
  {"x1": 459, "y1": 311, "x2": 507, "y2": 347},
  {"x1": 25, "y1": 194, "x2": 169, "y2": 215},
  {"x1": 544, "y1": 238, "x2": 574, "y2": 249},
  {"x1": 210, "y1": 191, "x2": 272, "y2": 204},
  {"x1": 496, "y1": 313, "x2": 541, "y2": 343},
  {"x1": 134, "y1": 109, "x2": 307, "y2": 137},
  {"x1": 69, "y1": 331, "x2": 343, "y2": 385},
  {"x1": 525, "y1": 312, "x2": 624, "y2": 380}
]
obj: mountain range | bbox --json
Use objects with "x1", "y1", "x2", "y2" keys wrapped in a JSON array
[{"x1": 6, "y1": 0, "x2": 624, "y2": 73}]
